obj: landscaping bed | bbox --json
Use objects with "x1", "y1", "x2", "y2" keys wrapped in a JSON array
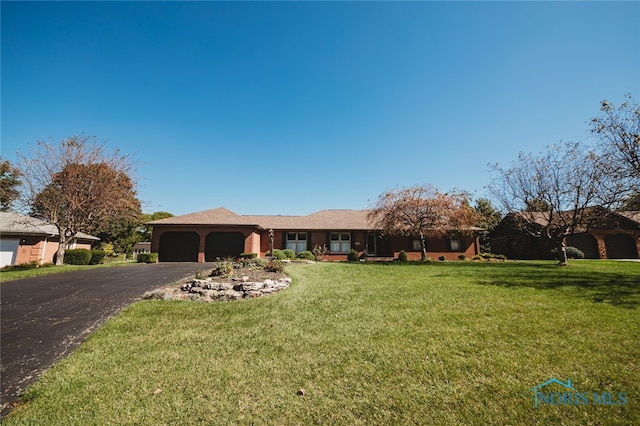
[{"x1": 143, "y1": 259, "x2": 292, "y2": 302}]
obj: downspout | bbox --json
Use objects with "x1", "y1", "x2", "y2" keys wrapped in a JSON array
[{"x1": 40, "y1": 237, "x2": 48, "y2": 265}]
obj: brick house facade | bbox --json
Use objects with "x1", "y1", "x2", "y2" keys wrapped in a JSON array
[
  {"x1": 490, "y1": 210, "x2": 640, "y2": 259},
  {"x1": 0, "y1": 212, "x2": 99, "y2": 267},
  {"x1": 149, "y1": 207, "x2": 481, "y2": 262}
]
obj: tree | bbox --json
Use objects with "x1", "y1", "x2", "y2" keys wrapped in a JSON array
[
  {"x1": 0, "y1": 157, "x2": 22, "y2": 211},
  {"x1": 18, "y1": 136, "x2": 140, "y2": 265},
  {"x1": 621, "y1": 192, "x2": 640, "y2": 211},
  {"x1": 488, "y1": 142, "x2": 621, "y2": 265},
  {"x1": 367, "y1": 184, "x2": 478, "y2": 260},
  {"x1": 473, "y1": 198, "x2": 503, "y2": 253},
  {"x1": 93, "y1": 214, "x2": 143, "y2": 256},
  {"x1": 138, "y1": 211, "x2": 174, "y2": 242},
  {"x1": 589, "y1": 93, "x2": 640, "y2": 187}
]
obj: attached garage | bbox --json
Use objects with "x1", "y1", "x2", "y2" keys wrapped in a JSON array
[
  {"x1": 0, "y1": 238, "x2": 19, "y2": 268},
  {"x1": 205, "y1": 232, "x2": 244, "y2": 261},
  {"x1": 566, "y1": 233, "x2": 599, "y2": 259},
  {"x1": 159, "y1": 232, "x2": 199, "y2": 262},
  {"x1": 605, "y1": 234, "x2": 639, "y2": 259}
]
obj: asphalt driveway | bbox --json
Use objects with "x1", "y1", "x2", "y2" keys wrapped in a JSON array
[{"x1": 1, "y1": 262, "x2": 206, "y2": 418}]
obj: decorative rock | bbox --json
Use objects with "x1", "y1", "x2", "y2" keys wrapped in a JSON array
[{"x1": 179, "y1": 277, "x2": 290, "y2": 302}]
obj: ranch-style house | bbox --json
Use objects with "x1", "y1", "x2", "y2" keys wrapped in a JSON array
[{"x1": 148, "y1": 207, "x2": 482, "y2": 262}]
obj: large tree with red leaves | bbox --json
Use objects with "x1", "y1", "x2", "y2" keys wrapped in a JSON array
[
  {"x1": 367, "y1": 184, "x2": 478, "y2": 260},
  {"x1": 18, "y1": 135, "x2": 141, "y2": 264}
]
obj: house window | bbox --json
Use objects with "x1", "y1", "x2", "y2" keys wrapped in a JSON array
[
  {"x1": 449, "y1": 234, "x2": 461, "y2": 251},
  {"x1": 412, "y1": 239, "x2": 422, "y2": 251},
  {"x1": 286, "y1": 232, "x2": 307, "y2": 253},
  {"x1": 330, "y1": 232, "x2": 351, "y2": 253}
]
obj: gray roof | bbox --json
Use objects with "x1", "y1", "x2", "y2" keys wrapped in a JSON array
[{"x1": 0, "y1": 212, "x2": 99, "y2": 240}]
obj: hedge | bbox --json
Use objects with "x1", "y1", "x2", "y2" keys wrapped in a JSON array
[
  {"x1": 64, "y1": 249, "x2": 92, "y2": 265},
  {"x1": 137, "y1": 253, "x2": 158, "y2": 263}
]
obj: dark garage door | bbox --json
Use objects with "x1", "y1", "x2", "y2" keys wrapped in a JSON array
[
  {"x1": 159, "y1": 232, "x2": 199, "y2": 262},
  {"x1": 605, "y1": 234, "x2": 639, "y2": 259},
  {"x1": 205, "y1": 232, "x2": 244, "y2": 261},
  {"x1": 566, "y1": 233, "x2": 599, "y2": 259}
]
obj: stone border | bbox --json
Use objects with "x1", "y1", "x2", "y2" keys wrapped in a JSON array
[{"x1": 143, "y1": 276, "x2": 292, "y2": 302}]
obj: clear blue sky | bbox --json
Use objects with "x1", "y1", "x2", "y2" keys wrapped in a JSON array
[{"x1": 2, "y1": 1, "x2": 638, "y2": 216}]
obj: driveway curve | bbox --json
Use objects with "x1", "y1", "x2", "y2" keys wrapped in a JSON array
[{"x1": 1, "y1": 262, "x2": 206, "y2": 418}]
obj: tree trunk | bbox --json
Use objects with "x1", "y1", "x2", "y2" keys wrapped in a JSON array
[
  {"x1": 556, "y1": 238, "x2": 568, "y2": 266},
  {"x1": 420, "y1": 232, "x2": 428, "y2": 261},
  {"x1": 54, "y1": 244, "x2": 66, "y2": 266},
  {"x1": 54, "y1": 229, "x2": 74, "y2": 266}
]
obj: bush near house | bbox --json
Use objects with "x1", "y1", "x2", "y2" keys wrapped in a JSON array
[
  {"x1": 89, "y1": 250, "x2": 106, "y2": 265},
  {"x1": 64, "y1": 249, "x2": 93, "y2": 265},
  {"x1": 282, "y1": 249, "x2": 296, "y2": 259},
  {"x1": 296, "y1": 251, "x2": 315, "y2": 260},
  {"x1": 347, "y1": 249, "x2": 359, "y2": 262},
  {"x1": 267, "y1": 249, "x2": 286, "y2": 260},
  {"x1": 136, "y1": 253, "x2": 158, "y2": 263}
]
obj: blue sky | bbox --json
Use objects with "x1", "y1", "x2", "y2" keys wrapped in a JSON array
[{"x1": 2, "y1": 1, "x2": 639, "y2": 216}]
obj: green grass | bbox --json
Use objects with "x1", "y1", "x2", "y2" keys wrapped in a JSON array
[{"x1": 5, "y1": 261, "x2": 639, "y2": 425}]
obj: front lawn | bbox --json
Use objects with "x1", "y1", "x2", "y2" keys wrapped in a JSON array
[{"x1": 5, "y1": 261, "x2": 639, "y2": 425}]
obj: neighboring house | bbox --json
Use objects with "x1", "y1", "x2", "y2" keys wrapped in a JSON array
[
  {"x1": 0, "y1": 212, "x2": 99, "y2": 267},
  {"x1": 148, "y1": 207, "x2": 481, "y2": 262},
  {"x1": 490, "y1": 209, "x2": 640, "y2": 259},
  {"x1": 132, "y1": 242, "x2": 151, "y2": 259}
]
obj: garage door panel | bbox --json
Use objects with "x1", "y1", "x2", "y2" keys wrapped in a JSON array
[
  {"x1": 159, "y1": 232, "x2": 199, "y2": 262},
  {"x1": 205, "y1": 232, "x2": 244, "y2": 261},
  {"x1": 0, "y1": 239, "x2": 20, "y2": 268}
]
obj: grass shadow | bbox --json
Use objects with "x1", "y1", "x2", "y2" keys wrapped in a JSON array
[{"x1": 470, "y1": 262, "x2": 640, "y2": 309}]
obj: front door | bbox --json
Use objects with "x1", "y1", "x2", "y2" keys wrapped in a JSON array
[{"x1": 366, "y1": 233, "x2": 377, "y2": 256}]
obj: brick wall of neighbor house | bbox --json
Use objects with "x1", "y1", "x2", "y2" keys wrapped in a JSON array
[
  {"x1": 12, "y1": 236, "x2": 93, "y2": 265},
  {"x1": 14, "y1": 236, "x2": 47, "y2": 265}
]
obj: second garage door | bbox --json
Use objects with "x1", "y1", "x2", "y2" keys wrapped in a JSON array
[{"x1": 205, "y1": 232, "x2": 244, "y2": 261}]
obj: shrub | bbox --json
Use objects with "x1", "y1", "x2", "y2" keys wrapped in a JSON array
[
  {"x1": 312, "y1": 244, "x2": 328, "y2": 261},
  {"x1": 297, "y1": 250, "x2": 315, "y2": 260},
  {"x1": 398, "y1": 250, "x2": 408, "y2": 262},
  {"x1": 239, "y1": 253, "x2": 257, "y2": 259},
  {"x1": 1, "y1": 261, "x2": 41, "y2": 271},
  {"x1": 267, "y1": 249, "x2": 286, "y2": 260},
  {"x1": 137, "y1": 253, "x2": 158, "y2": 263},
  {"x1": 100, "y1": 242, "x2": 115, "y2": 257},
  {"x1": 264, "y1": 260, "x2": 285, "y2": 273},
  {"x1": 458, "y1": 254, "x2": 467, "y2": 261},
  {"x1": 347, "y1": 249, "x2": 359, "y2": 262},
  {"x1": 282, "y1": 249, "x2": 296, "y2": 259},
  {"x1": 495, "y1": 254, "x2": 507, "y2": 261},
  {"x1": 471, "y1": 254, "x2": 483, "y2": 261},
  {"x1": 210, "y1": 260, "x2": 234, "y2": 277},
  {"x1": 559, "y1": 246, "x2": 585, "y2": 259},
  {"x1": 64, "y1": 249, "x2": 92, "y2": 265},
  {"x1": 89, "y1": 249, "x2": 106, "y2": 265},
  {"x1": 438, "y1": 256, "x2": 446, "y2": 261}
]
